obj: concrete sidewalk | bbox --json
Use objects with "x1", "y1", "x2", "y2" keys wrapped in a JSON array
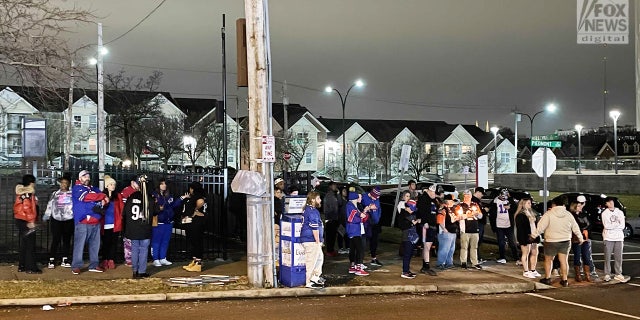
[{"x1": 0, "y1": 240, "x2": 600, "y2": 307}]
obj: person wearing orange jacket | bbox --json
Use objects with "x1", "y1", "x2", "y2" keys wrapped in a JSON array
[
  {"x1": 100, "y1": 175, "x2": 123, "y2": 270},
  {"x1": 14, "y1": 174, "x2": 40, "y2": 274}
]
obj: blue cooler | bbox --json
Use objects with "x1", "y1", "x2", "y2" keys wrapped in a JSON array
[{"x1": 279, "y1": 214, "x2": 306, "y2": 287}]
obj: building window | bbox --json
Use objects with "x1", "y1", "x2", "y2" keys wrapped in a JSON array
[
  {"x1": 305, "y1": 152, "x2": 312, "y2": 164},
  {"x1": 88, "y1": 139, "x2": 97, "y2": 152},
  {"x1": 8, "y1": 114, "x2": 22, "y2": 131},
  {"x1": 445, "y1": 145, "x2": 460, "y2": 158},
  {"x1": 461, "y1": 145, "x2": 472, "y2": 154},
  {"x1": 500, "y1": 152, "x2": 510, "y2": 164},
  {"x1": 74, "y1": 116, "x2": 82, "y2": 128},
  {"x1": 424, "y1": 144, "x2": 432, "y2": 154},
  {"x1": 634, "y1": 142, "x2": 639, "y2": 153},
  {"x1": 295, "y1": 132, "x2": 309, "y2": 144},
  {"x1": 89, "y1": 116, "x2": 97, "y2": 130},
  {"x1": 115, "y1": 138, "x2": 124, "y2": 152},
  {"x1": 74, "y1": 141, "x2": 81, "y2": 151},
  {"x1": 623, "y1": 142, "x2": 629, "y2": 153}
]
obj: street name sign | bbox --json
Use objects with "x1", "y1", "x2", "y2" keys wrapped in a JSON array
[{"x1": 531, "y1": 140, "x2": 562, "y2": 148}]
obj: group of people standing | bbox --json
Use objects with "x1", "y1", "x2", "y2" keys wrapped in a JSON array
[{"x1": 13, "y1": 171, "x2": 208, "y2": 278}]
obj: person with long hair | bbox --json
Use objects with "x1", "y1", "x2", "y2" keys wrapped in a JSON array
[
  {"x1": 569, "y1": 196, "x2": 593, "y2": 282},
  {"x1": 300, "y1": 191, "x2": 325, "y2": 288},
  {"x1": 514, "y1": 197, "x2": 540, "y2": 279},
  {"x1": 151, "y1": 179, "x2": 187, "y2": 267},
  {"x1": 100, "y1": 175, "x2": 123, "y2": 270},
  {"x1": 43, "y1": 174, "x2": 74, "y2": 269},
  {"x1": 181, "y1": 181, "x2": 208, "y2": 272}
]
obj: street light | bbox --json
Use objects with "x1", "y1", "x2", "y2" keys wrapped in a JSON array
[
  {"x1": 516, "y1": 103, "x2": 557, "y2": 138},
  {"x1": 324, "y1": 79, "x2": 364, "y2": 180},
  {"x1": 490, "y1": 126, "x2": 499, "y2": 173},
  {"x1": 609, "y1": 110, "x2": 621, "y2": 174},
  {"x1": 575, "y1": 124, "x2": 583, "y2": 174}
]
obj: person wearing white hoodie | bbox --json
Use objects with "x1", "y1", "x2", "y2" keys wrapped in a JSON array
[
  {"x1": 530, "y1": 198, "x2": 583, "y2": 287},
  {"x1": 601, "y1": 197, "x2": 630, "y2": 283}
]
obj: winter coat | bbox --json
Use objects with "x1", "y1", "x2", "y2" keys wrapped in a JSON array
[
  {"x1": 72, "y1": 181, "x2": 106, "y2": 225},
  {"x1": 346, "y1": 201, "x2": 368, "y2": 238},
  {"x1": 43, "y1": 189, "x2": 73, "y2": 222},
  {"x1": 300, "y1": 205, "x2": 324, "y2": 243},
  {"x1": 532, "y1": 206, "x2": 583, "y2": 243},
  {"x1": 152, "y1": 191, "x2": 183, "y2": 224},
  {"x1": 14, "y1": 184, "x2": 38, "y2": 223}
]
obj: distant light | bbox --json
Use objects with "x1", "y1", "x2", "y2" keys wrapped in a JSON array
[
  {"x1": 354, "y1": 79, "x2": 364, "y2": 87},
  {"x1": 545, "y1": 103, "x2": 557, "y2": 113},
  {"x1": 122, "y1": 159, "x2": 132, "y2": 168},
  {"x1": 575, "y1": 124, "x2": 583, "y2": 132},
  {"x1": 490, "y1": 126, "x2": 499, "y2": 134},
  {"x1": 100, "y1": 47, "x2": 109, "y2": 56},
  {"x1": 324, "y1": 86, "x2": 333, "y2": 93},
  {"x1": 89, "y1": 57, "x2": 98, "y2": 65},
  {"x1": 609, "y1": 110, "x2": 621, "y2": 121}
]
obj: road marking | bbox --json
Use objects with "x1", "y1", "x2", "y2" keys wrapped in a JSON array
[
  {"x1": 592, "y1": 258, "x2": 640, "y2": 262},
  {"x1": 526, "y1": 293, "x2": 640, "y2": 319},
  {"x1": 589, "y1": 252, "x2": 640, "y2": 256},
  {"x1": 627, "y1": 283, "x2": 640, "y2": 287}
]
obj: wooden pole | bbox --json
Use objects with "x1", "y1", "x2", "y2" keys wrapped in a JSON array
[
  {"x1": 64, "y1": 60, "x2": 74, "y2": 171},
  {"x1": 244, "y1": 0, "x2": 274, "y2": 288}
]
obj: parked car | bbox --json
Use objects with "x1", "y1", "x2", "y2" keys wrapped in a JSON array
[
  {"x1": 415, "y1": 182, "x2": 459, "y2": 199},
  {"x1": 422, "y1": 173, "x2": 443, "y2": 183},
  {"x1": 314, "y1": 181, "x2": 365, "y2": 199},
  {"x1": 532, "y1": 192, "x2": 632, "y2": 238},
  {"x1": 482, "y1": 187, "x2": 536, "y2": 207},
  {"x1": 625, "y1": 214, "x2": 640, "y2": 238}
]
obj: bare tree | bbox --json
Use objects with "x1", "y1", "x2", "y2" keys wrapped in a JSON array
[
  {"x1": 204, "y1": 123, "x2": 228, "y2": 167},
  {"x1": 0, "y1": 0, "x2": 94, "y2": 97},
  {"x1": 407, "y1": 137, "x2": 433, "y2": 181},
  {"x1": 283, "y1": 131, "x2": 314, "y2": 172},
  {"x1": 147, "y1": 116, "x2": 184, "y2": 170},
  {"x1": 184, "y1": 122, "x2": 209, "y2": 172},
  {"x1": 105, "y1": 69, "x2": 163, "y2": 92},
  {"x1": 45, "y1": 114, "x2": 65, "y2": 163},
  {"x1": 357, "y1": 142, "x2": 377, "y2": 184},
  {"x1": 375, "y1": 142, "x2": 392, "y2": 182}
]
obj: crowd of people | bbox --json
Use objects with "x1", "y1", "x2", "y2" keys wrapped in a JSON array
[
  {"x1": 274, "y1": 178, "x2": 631, "y2": 289},
  {"x1": 13, "y1": 171, "x2": 208, "y2": 278}
]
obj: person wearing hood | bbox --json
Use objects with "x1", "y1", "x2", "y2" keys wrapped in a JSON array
[
  {"x1": 14, "y1": 174, "x2": 40, "y2": 274},
  {"x1": 530, "y1": 197, "x2": 584, "y2": 287}
]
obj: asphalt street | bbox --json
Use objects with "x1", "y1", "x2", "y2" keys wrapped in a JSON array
[{"x1": 1, "y1": 284, "x2": 638, "y2": 320}]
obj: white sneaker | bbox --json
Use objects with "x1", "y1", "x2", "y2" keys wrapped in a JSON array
[
  {"x1": 531, "y1": 270, "x2": 542, "y2": 278},
  {"x1": 613, "y1": 274, "x2": 630, "y2": 283},
  {"x1": 604, "y1": 274, "x2": 611, "y2": 282},
  {"x1": 496, "y1": 259, "x2": 507, "y2": 264},
  {"x1": 359, "y1": 264, "x2": 368, "y2": 270},
  {"x1": 551, "y1": 269, "x2": 560, "y2": 277},
  {"x1": 153, "y1": 260, "x2": 162, "y2": 267},
  {"x1": 516, "y1": 260, "x2": 523, "y2": 266},
  {"x1": 61, "y1": 257, "x2": 71, "y2": 268},
  {"x1": 523, "y1": 271, "x2": 536, "y2": 279},
  {"x1": 159, "y1": 259, "x2": 172, "y2": 266},
  {"x1": 48, "y1": 258, "x2": 55, "y2": 269}
]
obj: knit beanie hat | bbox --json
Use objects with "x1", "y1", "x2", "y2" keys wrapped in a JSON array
[
  {"x1": 369, "y1": 186, "x2": 381, "y2": 199},
  {"x1": 348, "y1": 191, "x2": 360, "y2": 201},
  {"x1": 405, "y1": 199, "x2": 417, "y2": 211},
  {"x1": 103, "y1": 175, "x2": 116, "y2": 187}
]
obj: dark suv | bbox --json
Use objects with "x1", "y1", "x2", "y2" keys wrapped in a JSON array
[{"x1": 532, "y1": 193, "x2": 632, "y2": 238}]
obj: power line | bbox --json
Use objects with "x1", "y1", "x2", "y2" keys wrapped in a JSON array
[{"x1": 105, "y1": 0, "x2": 168, "y2": 45}]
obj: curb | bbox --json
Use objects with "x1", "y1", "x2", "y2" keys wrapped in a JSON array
[{"x1": 0, "y1": 282, "x2": 547, "y2": 307}]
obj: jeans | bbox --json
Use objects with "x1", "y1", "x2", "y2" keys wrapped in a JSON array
[
  {"x1": 402, "y1": 240, "x2": 414, "y2": 273},
  {"x1": 603, "y1": 240, "x2": 623, "y2": 276},
  {"x1": 497, "y1": 227, "x2": 518, "y2": 260},
  {"x1": 131, "y1": 239, "x2": 150, "y2": 274},
  {"x1": 49, "y1": 219, "x2": 74, "y2": 261},
  {"x1": 72, "y1": 223, "x2": 101, "y2": 269},
  {"x1": 151, "y1": 223, "x2": 172, "y2": 260},
  {"x1": 460, "y1": 232, "x2": 479, "y2": 266},
  {"x1": 571, "y1": 240, "x2": 593, "y2": 267},
  {"x1": 437, "y1": 232, "x2": 456, "y2": 267},
  {"x1": 303, "y1": 242, "x2": 324, "y2": 284},
  {"x1": 16, "y1": 219, "x2": 37, "y2": 271}
]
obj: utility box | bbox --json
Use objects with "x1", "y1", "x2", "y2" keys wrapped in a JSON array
[{"x1": 279, "y1": 196, "x2": 306, "y2": 287}]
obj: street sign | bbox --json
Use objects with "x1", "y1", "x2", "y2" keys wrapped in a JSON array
[
  {"x1": 399, "y1": 145, "x2": 411, "y2": 171},
  {"x1": 283, "y1": 152, "x2": 291, "y2": 161},
  {"x1": 531, "y1": 140, "x2": 562, "y2": 148},
  {"x1": 531, "y1": 134, "x2": 559, "y2": 141},
  {"x1": 532, "y1": 147, "x2": 556, "y2": 178},
  {"x1": 261, "y1": 135, "x2": 275, "y2": 162}
]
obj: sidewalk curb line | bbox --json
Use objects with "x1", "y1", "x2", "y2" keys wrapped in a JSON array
[{"x1": 0, "y1": 282, "x2": 544, "y2": 307}]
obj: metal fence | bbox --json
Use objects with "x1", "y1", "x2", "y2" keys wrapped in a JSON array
[{"x1": 0, "y1": 159, "x2": 245, "y2": 263}]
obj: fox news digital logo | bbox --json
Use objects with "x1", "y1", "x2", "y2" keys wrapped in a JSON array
[{"x1": 577, "y1": 0, "x2": 628, "y2": 44}]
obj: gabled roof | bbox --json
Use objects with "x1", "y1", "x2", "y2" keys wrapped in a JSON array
[
  {"x1": 463, "y1": 125, "x2": 494, "y2": 147},
  {"x1": 318, "y1": 118, "x2": 453, "y2": 143},
  {"x1": 272, "y1": 103, "x2": 311, "y2": 129},
  {"x1": 1, "y1": 85, "x2": 178, "y2": 114},
  {"x1": 174, "y1": 98, "x2": 220, "y2": 127}
]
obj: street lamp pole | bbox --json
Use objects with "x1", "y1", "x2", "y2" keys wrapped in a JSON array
[
  {"x1": 610, "y1": 110, "x2": 620, "y2": 174},
  {"x1": 575, "y1": 124, "x2": 583, "y2": 174},
  {"x1": 490, "y1": 126, "x2": 499, "y2": 173},
  {"x1": 325, "y1": 79, "x2": 364, "y2": 180}
]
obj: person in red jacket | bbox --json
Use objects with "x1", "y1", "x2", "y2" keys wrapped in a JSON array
[
  {"x1": 14, "y1": 174, "x2": 40, "y2": 274},
  {"x1": 100, "y1": 175, "x2": 123, "y2": 270}
]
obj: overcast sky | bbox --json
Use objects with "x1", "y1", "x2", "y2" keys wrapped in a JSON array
[{"x1": 58, "y1": 0, "x2": 636, "y2": 136}]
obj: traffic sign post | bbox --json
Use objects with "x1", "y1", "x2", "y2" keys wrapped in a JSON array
[
  {"x1": 532, "y1": 147, "x2": 556, "y2": 213},
  {"x1": 531, "y1": 140, "x2": 561, "y2": 148}
]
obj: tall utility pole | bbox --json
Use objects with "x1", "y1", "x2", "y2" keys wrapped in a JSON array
[
  {"x1": 97, "y1": 22, "x2": 105, "y2": 189},
  {"x1": 65, "y1": 60, "x2": 75, "y2": 171},
  {"x1": 282, "y1": 80, "x2": 289, "y2": 174},
  {"x1": 244, "y1": 0, "x2": 275, "y2": 288},
  {"x1": 222, "y1": 14, "x2": 228, "y2": 169}
]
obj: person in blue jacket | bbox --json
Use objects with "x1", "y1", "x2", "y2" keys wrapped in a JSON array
[
  {"x1": 300, "y1": 191, "x2": 325, "y2": 289},
  {"x1": 151, "y1": 179, "x2": 188, "y2": 267},
  {"x1": 346, "y1": 188, "x2": 375, "y2": 276},
  {"x1": 362, "y1": 186, "x2": 382, "y2": 266}
]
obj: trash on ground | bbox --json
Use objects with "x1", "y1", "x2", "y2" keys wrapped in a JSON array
[
  {"x1": 42, "y1": 305, "x2": 54, "y2": 311},
  {"x1": 167, "y1": 274, "x2": 239, "y2": 286}
]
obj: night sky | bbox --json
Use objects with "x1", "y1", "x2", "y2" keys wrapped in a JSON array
[{"x1": 58, "y1": 0, "x2": 636, "y2": 135}]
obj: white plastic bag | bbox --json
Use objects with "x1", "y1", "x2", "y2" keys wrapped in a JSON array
[{"x1": 231, "y1": 170, "x2": 266, "y2": 196}]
